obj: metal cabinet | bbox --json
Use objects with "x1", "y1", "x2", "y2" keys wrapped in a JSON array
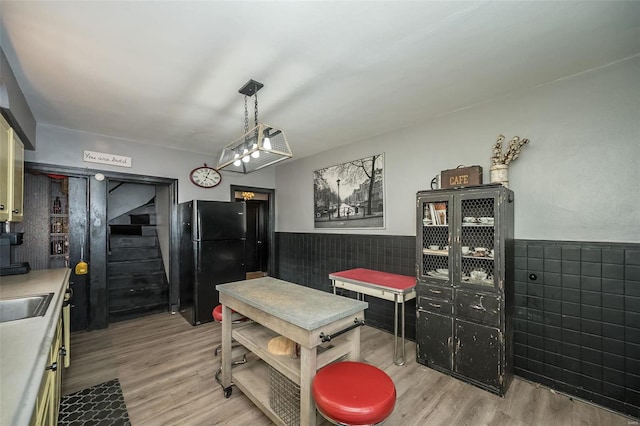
[{"x1": 415, "y1": 184, "x2": 514, "y2": 395}]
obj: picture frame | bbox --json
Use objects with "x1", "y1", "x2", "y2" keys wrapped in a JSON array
[{"x1": 313, "y1": 153, "x2": 384, "y2": 229}]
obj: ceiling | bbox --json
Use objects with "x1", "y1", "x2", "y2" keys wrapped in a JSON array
[{"x1": 1, "y1": 1, "x2": 639, "y2": 162}]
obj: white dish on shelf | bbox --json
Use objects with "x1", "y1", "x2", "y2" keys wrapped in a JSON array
[
  {"x1": 463, "y1": 217, "x2": 477, "y2": 223},
  {"x1": 479, "y1": 217, "x2": 494, "y2": 224},
  {"x1": 470, "y1": 270, "x2": 487, "y2": 280},
  {"x1": 435, "y1": 269, "x2": 449, "y2": 275}
]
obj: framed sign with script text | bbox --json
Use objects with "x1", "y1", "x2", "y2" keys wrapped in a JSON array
[{"x1": 83, "y1": 150, "x2": 132, "y2": 168}]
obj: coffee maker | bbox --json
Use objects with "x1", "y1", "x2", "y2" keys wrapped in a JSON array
[{"x1": 0, "y1": 231, "x2": 30, "y2": 276}]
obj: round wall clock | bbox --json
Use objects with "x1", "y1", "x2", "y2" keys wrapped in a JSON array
[{"x1": 189, "y1": 164, "x2": 222, "y2": 188}]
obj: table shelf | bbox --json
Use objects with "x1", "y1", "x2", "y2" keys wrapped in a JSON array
[
  {"x1": 233, "y1": 322, "x2": 301, "y2": 384},
  {"x1": 232, "y1": 357, "x2": 288, "y2": 426}
]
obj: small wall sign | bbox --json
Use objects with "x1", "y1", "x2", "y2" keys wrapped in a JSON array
[{"x1": 83, "y1": 150, "x2": 132, "y2": 168}]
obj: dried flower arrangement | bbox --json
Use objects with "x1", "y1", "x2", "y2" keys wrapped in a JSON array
[{"x1": 491, "y1": 134, "x2": 530, "y2": 165}]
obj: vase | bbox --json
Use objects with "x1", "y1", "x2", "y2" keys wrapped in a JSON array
[{"x1": 490, "y1": 164, "x2": 509, "y2": 187}]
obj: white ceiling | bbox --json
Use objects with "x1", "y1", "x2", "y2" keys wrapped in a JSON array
[{"x1": 1, "y1": 1, "x2": 639, "y2": 161}]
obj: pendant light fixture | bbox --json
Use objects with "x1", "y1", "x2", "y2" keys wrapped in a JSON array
[{"x1": 217, "y1": 79, "x2": 292, "y2": 173}]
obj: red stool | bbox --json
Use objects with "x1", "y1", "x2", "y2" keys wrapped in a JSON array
[
  {"x1": 312, "y1": 361, "x2": 396, "y2": 425},
  {"x1": 212, "y1": 304, "x2": 248, "y2": 356}
]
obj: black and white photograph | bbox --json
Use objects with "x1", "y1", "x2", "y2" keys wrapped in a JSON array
[{"x1": 313, "y1": 153, "x2": 384, "y2": 229}]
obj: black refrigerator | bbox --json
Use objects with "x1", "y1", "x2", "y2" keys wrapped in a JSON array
[{"x1": 178, "y1": 200, "x2": 246, "y2": 325}]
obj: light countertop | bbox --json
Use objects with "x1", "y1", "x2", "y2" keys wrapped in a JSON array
[
  {"x1": 0, "y1": 268, "x2": 71, "y2": 426},
  {"x1": 217, "y1": 277, "x2": 368, "y2": 330}
]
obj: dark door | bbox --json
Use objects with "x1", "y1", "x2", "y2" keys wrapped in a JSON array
[
  {"x1": 245, "y1": 199, "x2": 268, "y2": 273},
  {"x1": 194, "y1": 239, "x2": 245, "y2": 324},
  {"x1": 455, "y1": 319, "x2": 501, "y2": 389},
  {"x1": 195, "y1": 200, "x2": 246, "y2": 241},
  {"x1": 68, "y1": 177, "x2": 89, "y2": 331},
  {"x1": 417, "y1": 309, "x2": 453, "y2": 370}
]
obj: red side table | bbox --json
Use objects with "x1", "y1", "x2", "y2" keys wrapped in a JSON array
[{"x1": 329, "y1": 268, "x2": 416, "y2": 366}]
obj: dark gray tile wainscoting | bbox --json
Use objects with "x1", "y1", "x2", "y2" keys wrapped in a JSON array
[
  {"x1": 275, "y1": 232, "x2": 416, "y2": 340},
  {"x1": 514, "y1": 240, "x2": 640, "y2": 419},
  {"x1": 275, "y1": 233, "x2": 640, "y2": 419}
]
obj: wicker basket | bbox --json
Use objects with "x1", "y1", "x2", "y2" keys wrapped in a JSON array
[{"x1": 269, "y1": 366, "x2": 300, "y2": 426}]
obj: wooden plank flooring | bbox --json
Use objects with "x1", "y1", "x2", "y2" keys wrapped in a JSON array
[{"x1": 63, "y1": 313, "x2": 632, "y2": 426}]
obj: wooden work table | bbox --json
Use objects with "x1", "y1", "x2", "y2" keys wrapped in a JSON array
[{"x1": 217, "y1": 277, "x2": 368, "y2": 426}]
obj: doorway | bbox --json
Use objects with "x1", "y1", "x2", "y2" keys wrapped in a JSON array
[
  {"x1": 230, "y1": 185, "x2": 275, "y2": 278},
  {"x1": 23, "y1": 162, "x2": 178, "y2": 331}
]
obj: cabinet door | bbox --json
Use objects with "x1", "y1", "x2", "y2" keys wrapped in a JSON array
[
  {"x1": 417, "y1": 309, "x2": 453, "y2": 370},
  {"x1": 458, "y1": 192, "x2": 498, "y2": 290},
  {"x1": 9, "y1": 130, "x2": 24, "y2": 222},
  {"x1": 454, "y1": 319, "x2": 501, "y2": 390},
  {"x1": 0, "y1": 116, "x2": 9, "y2": 222},
  {"x1": 417, "y1": 195, "x2": 453, "y2": 283}
]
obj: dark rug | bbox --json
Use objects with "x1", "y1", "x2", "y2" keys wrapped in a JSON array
[{"x1": 58, "y1": 378, "x2": 131, "y2": 426}]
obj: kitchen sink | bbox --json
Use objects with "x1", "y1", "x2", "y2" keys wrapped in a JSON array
[{"x1": 0, "y1": 293, "x2": 54, "y2": 323}]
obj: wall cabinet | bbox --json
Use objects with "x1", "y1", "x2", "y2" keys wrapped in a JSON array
[
  {"x1": 415, "y1": 184, "x2": 514, "y2": 395},
  {"x1": 0, "y1": 115, "x2": 24, "y2": 222}
]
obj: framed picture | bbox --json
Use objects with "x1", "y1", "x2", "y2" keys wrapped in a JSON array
[{"x1": 313, "y1": 153, "x2": 384, "y2": 229}]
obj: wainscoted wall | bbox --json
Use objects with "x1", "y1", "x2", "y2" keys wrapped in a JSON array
[
  {"x1": 513, "y1": 240, "x2": 640, "y2": 418},
  {"x1": 275, "y1": 232, "x2": 416, "y2": 340},
  {"x1": 275, "y1": 232, "x2": 640, "y2": 418}
]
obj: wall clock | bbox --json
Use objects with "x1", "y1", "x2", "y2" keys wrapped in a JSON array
[{"x1": 189, "y1": 163, "x2": 222, "y2": 188}]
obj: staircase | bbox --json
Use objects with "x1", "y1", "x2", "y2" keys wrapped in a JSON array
[{"x1": 107, "y1": 220, "x2": 169, "y2": 323}]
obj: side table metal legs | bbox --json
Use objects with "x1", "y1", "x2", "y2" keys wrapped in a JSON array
[{"x1": 393, "y1": 294, "x2": 406, "y2": 366}]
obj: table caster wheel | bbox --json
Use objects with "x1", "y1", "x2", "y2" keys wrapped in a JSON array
[{"x1": 224, "y1": 387, "x2": 232, "y2": 398}]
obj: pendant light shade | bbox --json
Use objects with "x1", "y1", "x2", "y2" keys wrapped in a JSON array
[
  {"x1": 217, "y1": 79, "x2": 292, "y2": 174},
  {"x1": 218, "y1": 123, "x2": 291, "y2": 173}
]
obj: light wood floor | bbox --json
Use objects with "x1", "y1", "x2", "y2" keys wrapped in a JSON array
[{"x1": 63, "y1": 312, "x2": 632, "y2": 426}]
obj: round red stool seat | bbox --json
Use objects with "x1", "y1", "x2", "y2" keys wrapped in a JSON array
[
  {"x1": 312, "y1": 361, "x2": 396, "y2": 425},
  {"x1": 212, "y1": 304, "x2": 247, "y2": 323}
]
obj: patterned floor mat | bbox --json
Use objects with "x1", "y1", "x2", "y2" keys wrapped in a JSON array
[{"x1": 58, "y1": 378, "x2": 131, "y2": 425}]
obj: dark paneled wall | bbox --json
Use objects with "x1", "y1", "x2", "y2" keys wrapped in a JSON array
[
  {"x1": 513, "y1": 240, "x2": 640, "y2": 418},
  {"x1": 13, "y1": 173, "x2": 51, "y2": 269},
  {"x1": 275, "y1": 232, "x2": 640, "y2": 418},
  {"x1": 275, "y1": 232, "x2": 416, "y2": 340}
]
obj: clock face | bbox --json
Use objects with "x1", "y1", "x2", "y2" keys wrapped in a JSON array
[{"x1": 189, "y1": 166, "x2": 222, "y2": 188}]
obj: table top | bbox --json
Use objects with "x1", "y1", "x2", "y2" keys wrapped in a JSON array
[
  {"x1": 217, "y1": 277, "x2": 367, "y2": 330},
  {"x1": 329, "y1": 268, "x2": 416, "y2": 294}
]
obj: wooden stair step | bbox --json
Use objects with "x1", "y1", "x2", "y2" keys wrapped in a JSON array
[
  {"x1": 109, "y1": 247, "x2": 160, "y2": 262},
  {"x1": 109, "y1": 235, "x2": 157, "y2": 248},
  {"x1": 107, "y1": 258, "x2": 163, "y2": 275},
  {"x1": 108, "y1": 303, "x2": 168, "y2": 323},
  {"x1": 108, "y1": 271, "x2": 167, "y2": 289}
]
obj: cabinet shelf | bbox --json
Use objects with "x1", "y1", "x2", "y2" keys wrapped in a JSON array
[
  {"x1": 422, "y1": 249, "x2": 449, "y2": 256},
  {"x1": 462, "y1": 255, "x2": 494, "y2": 260}
]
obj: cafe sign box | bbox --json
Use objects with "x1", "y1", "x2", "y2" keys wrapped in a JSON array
[{"x1": 440, "y1": 165, "x2": 483, "y2": 189}]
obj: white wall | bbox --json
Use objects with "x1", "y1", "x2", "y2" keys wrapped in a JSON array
[
  {"x1": 275, "y1": 57, "x2": 640, "y2": 243},
  {"x1": 26, "y1": 125, "x2": 275, "y2": 202}
]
